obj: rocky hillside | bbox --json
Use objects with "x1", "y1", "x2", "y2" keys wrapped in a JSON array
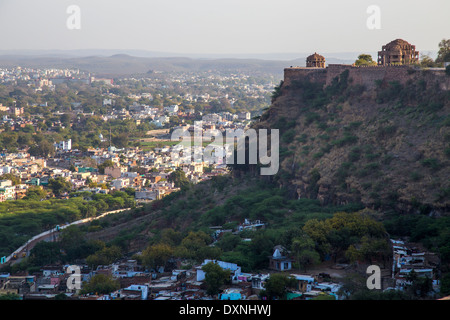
[{"x1": 253, "y1": 66, "x2": 450, "y2": 215}]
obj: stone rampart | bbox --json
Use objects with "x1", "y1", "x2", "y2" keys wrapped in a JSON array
[{"x1": 283, "y1": 64, "x2": 448, "y2": 91}]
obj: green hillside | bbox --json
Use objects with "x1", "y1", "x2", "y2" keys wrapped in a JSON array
[{"x1": 255, "y1": 68, "x2": 450, "y2": 214}]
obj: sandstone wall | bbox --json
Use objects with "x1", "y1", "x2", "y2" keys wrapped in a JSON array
[
  {"x1": 284, "y1": 64, "x2": 448, "y2": 91},
  {"x1": 282, "y1": 67, "x2": 327, "y2": 87}
]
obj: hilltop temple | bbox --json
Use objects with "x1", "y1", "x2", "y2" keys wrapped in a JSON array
[
  {"x1": 377, "y1": 39, "x2": 419, "y2": 66},
  {"x1": 306, "y1": 52, "x2": 326, "y2": 68},
  {"x1": 282, "y1": 39, "x2": 449, "y2": 91}
]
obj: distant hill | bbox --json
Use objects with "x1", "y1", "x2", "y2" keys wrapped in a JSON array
[{"x1": 0, "y1": 51, "x2": 354, "y2": 78}]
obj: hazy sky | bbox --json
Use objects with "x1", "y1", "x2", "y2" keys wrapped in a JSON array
[{"x1": 0, "y1": 0, "x2": 448, "y2": 56}]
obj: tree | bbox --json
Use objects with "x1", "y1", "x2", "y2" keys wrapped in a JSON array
[
  {"x1": 58, "y1": 226, "x2": 103, "y2": 262},
  {"x1": 436, "y1": 39, "x2": 450, "y2": 64},
  {"x1": 357, "y1": 236, "x2": 391, "y2": 267},
  {"x1": 420, "y1": 54, "x2": 437, "y2": 68},
  {"x1": 196, "y1": 246, "x2": 222, "y2": 261},
  {"x1": 160, "y1": 228, "x2": 183, "y2": 247},
  {"x1": 201, "y1": 262, "x2": 231, "y2": 296},
  {"x1": 28, "y1": 139, "x2": 55, "y2": 157},
  {"x1": 263, "y1": 273, "x2": 296, "y2": 300},
  {"x1": 248, "y1": 231, "x2": 276, "y2": 270},
  {"x1": 60, "y1": 113, "x2": 72, "y2": 127},
  {"x1": 54, "y1": 293, "x2": 69, "y2": 300},
  {"x1": 291, "y1": 234, "x2": 320, "y2": 271},
  {"x1": 312, "y1": 293, "x2": 336, "y2": 300},
  {"x1": 298, "y1": 249, "x2": 320, "y2": 271},
  {"x1": 168, "y1": 168, "x2": 190, "y2": 188},
  {"x1": 219, "y1": 97, "x2": 231, "y2": 111},
  {"x1": 405, "y1": 270, "x2": 434, "y2": 298},
  {"x1": 216, "y1": 233, "x2": 241, "y2": 252},
  {"x1": 179, "y1": 231, "x2": 213, "y2": 261},
  {"x1": 271, "y1": 80, "x2": 284, "y2": 101},
  {"x1": 112, "y1": 132, "x2": 129, "y2": 149},
  {"x1": 86, "y1": 245, "x2": 122, "y2": 268},
  {"x1": 48, "y1": 177, "x2": 72, "y2": 197},
  {"x1": 440, "y1": 273, "x2": 450, "y2": 296},
  {"x1": 303, "y1": 211, "x2": 389, "y2": 263},
  {"x1": 80, "y1": 274, "x2": 120, "y2": 295},
  {"x1": 0, "y1": 293, "x2": 21, "y2": 300},
  {"x1": 30, "y1": 241, "x2": 61, "y2": 266},
  {"x1": 23, "y1": 186, "x2": 47, "y2": 201},
  {"x1": 141, "y1": 243, "x2": 174, "y2": 271},
  {"x1": 354, "y1": 54, "x2": 376, "y2": 66}
]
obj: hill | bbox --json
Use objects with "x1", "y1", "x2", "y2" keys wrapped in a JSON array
[
  {"x1": 254, "y1": 65, "x2": 450, "y2": 215},
  {"x1": 82, "y1": 64, "x2": 450, "y2": 255},
  {"x1": 0, "y1": 53, "x2": 352, "y2": 78},
  {"x1": 7, "y1": 64, "x2": 449, "y2": 298}
]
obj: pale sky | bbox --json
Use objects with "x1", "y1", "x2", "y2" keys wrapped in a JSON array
[{"x1": 0, "y1": 0, "x2": 448, "y2": 56}]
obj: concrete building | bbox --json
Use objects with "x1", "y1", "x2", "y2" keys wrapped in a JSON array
[{"x1": 54, "y1": 139, "x2": 72, "y2": 151}]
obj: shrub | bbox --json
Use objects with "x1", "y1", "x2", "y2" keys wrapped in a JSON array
[
  {"x1": 305, "y1": 112, "x2": 321, "y2": 125},
  {"x1": 421, "y1": 158, "x2": 441, "y2": 171},
  {"x1": 282, "y1": 129, "x2": 296, "y2": 143},
  {"x1": 271, "y1": 80, "x2": 284, "y2": 100},
  {"x1": 332, "y1": 134, "x2": 358, "y2": 147}
]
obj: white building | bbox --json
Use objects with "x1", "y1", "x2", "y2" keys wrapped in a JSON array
[
  {"x1": 122, "y1": 284, "x2": 149, "y2": 300},
  {"x1": 196, "y1": 259, "x2": 241, "y2": 282},
  {"x1": 202, "y1": 113, "x2": 222, "y2": 123},
  {"x1": 151, "y1": 116, "x2": 170, "y2": 127},
  {"x1": 111, "y1": 178, "x2": 130, "y2": 190},
  {"x1": 238, "y1": 112, "x2": 251, "y2": 120},
  {"x1": 0, "y1": 185, "x2": 15, "y2": 200},
  {"x1": 135, "y1": 189, "x2": 157, "y2": 200},
  {"x1": 0, "y1": 180, "x2": 13, "y2": 188},
  {"x1": 164, "y1": 105, "x2": 179, "y2": 114},
  {"x1": 103, "y1": 98, "x2": 113, "y2": 106},
  {"x1": 54, "y1": 139, "x2": 72, "y2": 151}
]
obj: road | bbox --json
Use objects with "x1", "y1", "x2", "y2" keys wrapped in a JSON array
[{"x1": 1, "y1": 207, "x2": 133, "y2": 266}]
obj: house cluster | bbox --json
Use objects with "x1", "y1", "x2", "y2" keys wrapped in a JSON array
[
  {"x1": 0, "y1": 247, "x2": 343, "y2": 301},
  {"x1": 0, "y1": 152, "x2": 47, "y2": 201},
  {"x1": 0, "y1": 137, "x2": 228, "y2": 202},
  {"x1": 130, "y1": 72, "x2": 274, "y2": 104},
  {"x1": 0, "y1": 108, "x2": 44, "y2": 132},
  {"x1": 0, "y1": 179, "x2": 28, "y2": 202},
  {"x1": 96, "y1": 100, "x2": 252, "y2": 130},
  {"x1": 390, "y1": 239, "x2": 440, "y2": 292},
  {"x1": 0, "y1": 66, "x2": 89, "y2": 90}
]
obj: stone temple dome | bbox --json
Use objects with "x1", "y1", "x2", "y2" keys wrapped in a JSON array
[
  {"x1": 377, "y1": 39, "x2": 419, "y2": 66},
  {"x1": 306, "y1": 52, "x2": 326, "y2": 68}
]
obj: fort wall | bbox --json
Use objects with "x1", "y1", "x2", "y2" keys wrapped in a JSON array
[
  {"x1": 284, "y1": 64, "x2": 449, "y2": 91},
  {"x1": 283, "y1": 67, "x2": 327, "y2": 87}
]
